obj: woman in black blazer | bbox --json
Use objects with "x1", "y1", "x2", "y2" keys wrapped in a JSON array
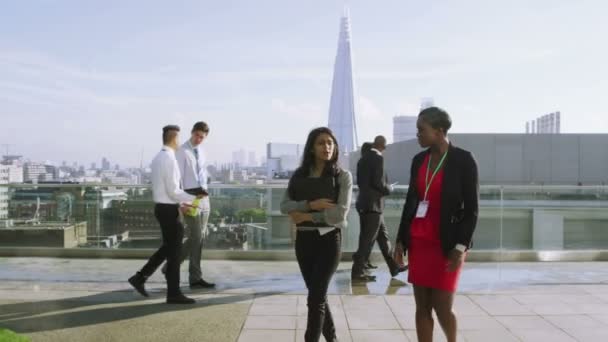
[{"x1": 396, "y1": 107, "x2": 479, "y2": 342}]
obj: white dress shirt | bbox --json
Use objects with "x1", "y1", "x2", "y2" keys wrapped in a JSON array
[
  {"x1": 176, "y1": 141, "x2": 208, "y2": 190},
  {"x1": 151, "y1": 146, "x2": 196, "y2": 204},
  {"x1": 176, "y1": 141, "x2": 210, "y2": 212}
]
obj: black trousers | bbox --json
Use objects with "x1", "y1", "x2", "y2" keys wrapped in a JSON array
[
  {"x1": 296, "y1": 229, "x2": 341, "y2": 342},
  {"x1": 139, "y1": 203, "x2": 184, "y2": 297},
  {"x1": 352, "y1": 211, "x2": 396, "y2": 275}
]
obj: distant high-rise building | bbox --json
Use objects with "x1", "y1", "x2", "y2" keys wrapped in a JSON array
[
  {"x1": 1, "y1": 155, "x2": 23, "y2": 166},
  {"x1": 44, "y1": 165, "x2": 58, "y2": 181},
  {"x1": 248, "y1": 151, "x2": 257, "y2": 167},
  {"x1": 23, "y1": 163, "x2": 48, "y2": 182},
  {"x1": 6, "y1": 165, "x2": 23, "y2": 183},
  {"x1": 393, "y1": 116, "x2": 418, "y2": 143},
  {"x1": 232, "y1": 149, "x2": 247, "y2": 168},
  {"x1": 102, "y1": 157, "x2": 111, "y2": 171},
  {"x1": 525, "y1": 111, "x2": 561, "y2": 134},
  {"x1": 221, "y1": 167, "x2": 235, "y2": 183},
  {"x1": 327, "y1": 10, "x2": 358, "y2": 153},
  {"x1": 91, "y1": 163, "x2": 97, "y2": 170},
  {"x1": 266, "y1": 142, "x2": 305, "y2": 178},
  {"x1": 0, "y1": 165, "x2": 9, "y2": 219}
]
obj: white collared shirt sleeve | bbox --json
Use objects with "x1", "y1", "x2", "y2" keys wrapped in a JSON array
[
  {"x1": 175, "y1": 146, "x2": 187, "y2": 189},
  {"x1": 162, "y1": 152, "x2": 195, "y2": 203},
  {"x1": 455, "y1": 244, "x2": 467, "y2": 253},
  {"x1": 197, "y1": 146, "x2": 208, "y2": 190}
]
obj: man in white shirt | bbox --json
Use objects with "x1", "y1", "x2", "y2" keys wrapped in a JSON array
[
  {"x1": 168, "y1": 121, "x2": 215, "y2": 288},
  {"x1": 128, "y1": 125, "x2": 204, "y2": 304}
]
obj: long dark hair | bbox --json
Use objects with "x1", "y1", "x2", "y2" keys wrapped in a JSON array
[
  {"x1": 288, "y1": 127, "x2": 341, "y2": 199},
  {"x1": 293, "y1": 127, "x2": 341, "y2": 178}
]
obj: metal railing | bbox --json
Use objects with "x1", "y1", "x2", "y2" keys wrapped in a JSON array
[{"x1": 1, "y1": 183, "x2": 607, "y2": 261}]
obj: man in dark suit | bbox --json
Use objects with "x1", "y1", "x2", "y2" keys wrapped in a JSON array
[{"x1": 352, "y1": 136, "x2": 406, "y2": 281}]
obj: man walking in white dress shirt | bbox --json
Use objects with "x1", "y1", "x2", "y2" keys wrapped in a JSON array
[
  {"x1": 128, "y1": 125, "x2": 204, "y2": 304},
  {"x1": 163, "y1": 121, "x2": 215, "y2": 289}
]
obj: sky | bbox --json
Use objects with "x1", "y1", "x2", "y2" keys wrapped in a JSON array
[{"x1": 1, "y1": 0, "x2": 607, "y2": 167}]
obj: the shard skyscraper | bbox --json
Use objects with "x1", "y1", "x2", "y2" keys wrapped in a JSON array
[{"x1": 328, "y1": 10, "x2": 358, "y2": 153}]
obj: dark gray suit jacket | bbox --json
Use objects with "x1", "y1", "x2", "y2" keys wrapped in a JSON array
[{"x1": 356, "y1": 151, "x2": 391, "y2": 213}]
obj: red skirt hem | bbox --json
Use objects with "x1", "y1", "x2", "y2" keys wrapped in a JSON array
[{"x1": 407, "y1": 237, "x2": 463, "y2": 292}]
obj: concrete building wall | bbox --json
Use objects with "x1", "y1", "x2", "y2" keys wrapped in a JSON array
[{"x1": 383, "y1": 134, "x2": 608, "y2": 185}]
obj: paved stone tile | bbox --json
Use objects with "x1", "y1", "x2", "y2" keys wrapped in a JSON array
[
  {"x1": 342, "y1": 295, "x2": 400, "y2": 330},
  {"x1": 295, "y1": 329, "x2": 353, "y2": 342},
  {"x1": 395, "y1": 314, "x2": 416, "y2": 330},
  {"x1": 460, "y1": 329, "x2": 520, "y2": 342},
  {"x1": 344, "y1": 309, "x2": 400, "y2": 330},
  {"x1": 253, "y1": 295, "x2": 298, "y2": 305},
  {"x1": 525, "y1": 303, "x2": 584, "y2": 315},
  {"x1": 590, "y1": 314, "x2": 608, "y2": 325},
  {"x1": 238, "y1": 329, "x2": 295, "y2": 342},
  {"x1": 453, "y1": 295, "x2": 488, "y2": 316},
  {"x1": 509, "y1": 329, "x2": 576, "y2": 342},
  {"x1": 404, "y1": 330, "x2": 465, "y2": 342},
  {"x1": 469, "y1": 295, "x2": 534, "y2": 315},
  {"x1": 249, "y1": 303, "x2": 297, "y2": 316},
  {"x1": 494, "y1": 315, "x2": 555, "y2": 330},
  {"x1": 350, "y1": 329, "x2": 410, "y2": 342},
  {"x1": 544, "y1": 314, "x2": 606, "y2": 330},
  {"x1": 458, "y1": 315, "x2": 505, "y2": 330},
  {"x1": 562, "y1": 329, "x2": 608, "y2": 342},
  {"x1": 244, "y1": 315, "x2": 297, "y2": 329}
]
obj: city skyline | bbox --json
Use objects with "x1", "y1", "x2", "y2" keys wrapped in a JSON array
[{"x1": 2, "y1": 0, "x2": 608, "y2": 167}]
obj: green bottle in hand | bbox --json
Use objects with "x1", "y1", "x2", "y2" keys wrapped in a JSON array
[{"x1": 186, "y1": 198, "x2": 200, "y2": 217}]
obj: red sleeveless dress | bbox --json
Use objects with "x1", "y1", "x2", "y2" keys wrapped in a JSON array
[{"x1": 407, "y1": 154, "x2": 464, "y2": 292}]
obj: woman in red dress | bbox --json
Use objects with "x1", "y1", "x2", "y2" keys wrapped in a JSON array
[{"x1": 396, "y1": 107, "x2": 479, "y2": 342}]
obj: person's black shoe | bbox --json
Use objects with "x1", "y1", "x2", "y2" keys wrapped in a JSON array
[
  {"x1": 351, "y1": 273, "x2": 376, "y2": 282},
  {"x1": 390, "y1": 265, "x2": 408, "y2": 277},
  {"x1": 190, "y1": 279, "x2": 216, "y2": 289},
  {"x1": 128, "y1": 273, "x2": 149, "y2": 297},
  {"x1": 166, "y1": 294, "x2": 196, "y2": 304},
  {"x1": 364, "y1": 262, "x2": 378, "y2": 269}
]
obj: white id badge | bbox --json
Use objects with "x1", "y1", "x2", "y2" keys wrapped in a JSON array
[{"x1": 416, "y1": 201, "x2": 429, "y2": 218}]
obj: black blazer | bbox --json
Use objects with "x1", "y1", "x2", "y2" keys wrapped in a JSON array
[
  {"x1": 356, "y1": 151, "x2": 391, "y2": 213},
  {"x1": 396, "y1": 144, "x2": 479, "y2": 256}
]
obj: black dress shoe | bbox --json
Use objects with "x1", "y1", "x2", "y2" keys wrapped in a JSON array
[
  {"x1": 190, "y1": 279, "x2": 216, "y2": 289},
  {"x1": 364, "y1": 262, "x2": 378, "y2": 269},
  {"x1": 166, "y1": 294, "x2": 196, "y2": 304},
  {"x1": 128, "y1": 273, "x2": 149, "y2": 297},
  {"x1": 390, "y1": 265, "x2": 408, "y2": 277},
  {"x1": 351, "y1": 274, "x2": 376, "y2": 282}
]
